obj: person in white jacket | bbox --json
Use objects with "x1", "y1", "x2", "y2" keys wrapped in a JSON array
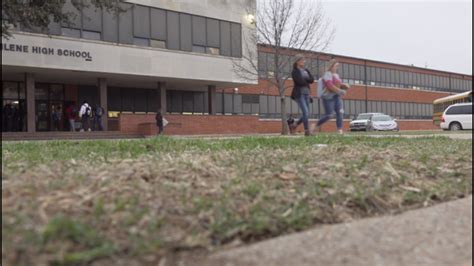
[{"x1": 79, "y1": 101, "x2": 92, "y2": 132}]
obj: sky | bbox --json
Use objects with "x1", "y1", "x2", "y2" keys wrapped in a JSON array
[{"x1": 320, "y1": 0, "x2": 472, "y2": 75}]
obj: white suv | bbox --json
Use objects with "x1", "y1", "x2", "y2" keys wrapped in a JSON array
[{"x1": 440, "y1": 103, "x2": 472, "y2": 131}]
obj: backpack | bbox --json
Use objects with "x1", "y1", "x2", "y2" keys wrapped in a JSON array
[
  {"x1": 95, "y1": 107, "x2": 103, "y2": 117},
  {"x1": 85, "y1": 106, "x2": 92, "y2": 117},
  {"x1": 317, "y1": 78, "x2": 325, "y2": 98}
]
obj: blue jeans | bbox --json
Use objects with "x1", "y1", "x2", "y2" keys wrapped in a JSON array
[
  {"x1": 317, "y1": 95, "x2": 344, "y2": 130},
  {"x1": 296, "y1": 94, "x2": 311, "y2": 130}
]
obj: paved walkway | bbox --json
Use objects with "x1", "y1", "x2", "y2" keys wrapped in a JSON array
[
  {"x1": 365, "y1": 133, "x2": 472, "y2": 140},
  {"x1": 202, "y1": 196, "x2": 472, "y2": 266}
]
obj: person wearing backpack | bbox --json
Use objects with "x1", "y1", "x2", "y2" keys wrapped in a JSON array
[
  {"x1": 155, "y1": 110, "x2": 168, "y2": 135},
  {"x1": 315, "y1": 59, "x2": 349, "y2": 134},
  {"x1": 289, "y1": 55, "x2": 315, "y2": 136},
  {"x1": 93, "y1": 104, "x2": 105, "y2": 131},
  {"x1": 79, "y1": 101, "x2": 92, "y2": 132}
]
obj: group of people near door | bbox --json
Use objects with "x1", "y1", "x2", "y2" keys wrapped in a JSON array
[
  {"x1": 289, "y1": 56, "x2": 349, "y2": 136},
  {"x1": 61, "y1": 101, "x2": 105, "y2": 132},
  {"x1": 2, "y1": 103, "x2": 24, "y2": 132}
]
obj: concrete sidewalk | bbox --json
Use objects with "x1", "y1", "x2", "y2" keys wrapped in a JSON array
[{"x1": 202, "y1": 196, "x2": 472, "y2": 266}]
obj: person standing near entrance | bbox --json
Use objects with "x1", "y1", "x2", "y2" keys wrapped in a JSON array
[
  {"x1": 290, "y1": 55, "x2": 315, "y2": 136},
  {"x1": 79, "y1": 101, "x2": 92, "y2": 132},
  {"x1": 93, "y1": 104, "x2": 105, "y2": 131},
  {"x1": 52, "y1": 106, "x2": 62, "y2": 131},
  {"x1": 65, "y1": 103, "x2": 77, "y2": 132},
  {"x1": 316, "y1": 59, "x2": 348, "y2": 134},
  {"x1": 2, "y1": 104, "x2": 14, "y2": 132}
]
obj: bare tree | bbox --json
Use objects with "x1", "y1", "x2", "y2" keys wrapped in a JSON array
[{"x1": 234, "y1": 0, "x2": 335, "y2": 135}]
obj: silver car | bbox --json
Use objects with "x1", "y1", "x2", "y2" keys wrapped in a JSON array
[
  {"x1": 367, "y1": 115, "x2": 399, "y2": 131},
  {"x1": 350, "y1": 113, "x2": 384, "y2": 131}
]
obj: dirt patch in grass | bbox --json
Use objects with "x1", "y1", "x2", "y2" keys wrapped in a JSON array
[{"x1": 2, "y1": 136, "x2": 472, "y2": 265}]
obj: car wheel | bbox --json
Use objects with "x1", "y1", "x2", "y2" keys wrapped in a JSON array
[{"x1": 449, "y1": 122, "x2": 462, "y2": 131}]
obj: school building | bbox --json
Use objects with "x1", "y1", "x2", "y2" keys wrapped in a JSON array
[{"x1": 1, "y1": 0, "x2": 472, "y2": 138}]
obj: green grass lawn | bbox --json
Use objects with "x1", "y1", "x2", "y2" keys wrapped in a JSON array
[{"x1": 2, "y1": 136, "x2": 472, "y2": 265}]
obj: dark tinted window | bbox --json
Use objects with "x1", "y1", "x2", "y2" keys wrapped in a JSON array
[
  {"x1": 118, "y1": 3, "x2": 133, "y2": 44},
  {"x1": 121, "y1": 88, "x2": 135, "y2": 112},
  {"x1": 242, "y1": 94, "x2": 260, "y2": 104},
  {"x1": 166, "y1": 11, "x2": 180, "y2": 50},
  {"x1": 207, "y1": 18, "x2": 220, "y2": 48},
  {"x1": 463, "y1": 105, "x2": 472, "y2": 114},
  {"x1": 133, "y1": 5, "x2": 150, "y2": 38},
  {"x1": 446, "y1": 105, "x2": 472, "y2": 115},
  {"x1": 192, "y1": 16, "x2": 206, "y2": 46},
  {"x1": 147, "y1": 89, "x2": 159, "y2": 112},
  {"x1": 108, "y1": 88, "x2": 122, "y2": 111},
  {"x1": 151, "y1": 9, "x2": 167, "y2": 40},
  {"x1": 230, "y1": 23, "x2": 242, "y2": 57},
  {"x1": 179, "y1": 14, "x2": 192, "y2": 52},
  {"x1": 134, "y1": 89, "x2": 148, "y2": 112},
  {"x1": 62, "y1": 0, "x2": 81, "y2": 29},
  {"x1": 82, "y1": 1, "x2": 102, "y2": 32},
  {"x1": 220, "y1": 21, "x2": 231, "y2": 56},
  {"x1": 103, "y1": 8, "x2": 118, "y2": 42}
]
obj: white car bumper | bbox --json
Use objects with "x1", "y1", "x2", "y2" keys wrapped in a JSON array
[{"x1": 440, "y1": 122, "x2": 449, "y2": 130}]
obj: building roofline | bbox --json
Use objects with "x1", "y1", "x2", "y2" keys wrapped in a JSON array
[{"x1": 257, "y1": 44, "x2": 472, "y2": 78}]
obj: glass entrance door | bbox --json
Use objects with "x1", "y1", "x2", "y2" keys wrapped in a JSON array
[
  {"x1": 50, "y1": 101, "x2": 64, "y2": 131},
  {"x1": 36, "y1": 100, "x2": 49, "y2": 131}
]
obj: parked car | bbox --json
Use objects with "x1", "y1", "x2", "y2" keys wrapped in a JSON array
[
  {"x1": 367, "y1": 115, "x2": 399, "y2": 131},
  {"x1": 350, "y1": 113, "x2": 384, "y2": 131},
  {"x1": 440, "y1": 103, "x2": 472, "y2": 131}
]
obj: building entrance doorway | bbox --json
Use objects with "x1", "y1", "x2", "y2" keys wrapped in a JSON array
[{"x1": 36, "y1": 100, "x2": 65, "y2": 132}]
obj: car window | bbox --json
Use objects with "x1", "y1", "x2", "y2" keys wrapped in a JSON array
[
  {"x1": 372, "y1": 116, "x2": 392, "y2": 122},
  {"x1": 357, "y1": 114, "x2": 371, "y2": 120},
  {"x1": 463, "y1": 105, "x2": 473, "y2": 115},
  {"x1": 446, "y1": 105, "x2": 472, "y2": 115}
]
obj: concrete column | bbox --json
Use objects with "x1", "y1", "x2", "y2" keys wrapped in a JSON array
[
  {"x1": 98, "y1": 78, "x2": 108, "y2": 131},
  {"x1": 208, "y1": 85, "x2": 217, "y2": 115},
  {"x1": 25, "y1": 73, "x2": 36, "y2": 133},
  {"x1": 158, "y1": 82, "x2": 167, "y2": 113}
]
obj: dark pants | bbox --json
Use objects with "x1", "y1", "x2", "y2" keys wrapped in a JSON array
[
  {"x1": 82, "y1": 116, "x2": 90, "y2": 131},
  {"x1": 317, "y1": 95, "x2": 344, "y2": 130},
  {"x1": 53, "y1": 119, "x2": 60, "y2": 131},
  {"x1": 296, "y1": 94, "x2": 311, "y2": 130},
  {"x1": 157, "y1": 123, "x2": 164, "y2": 135},
  {"x1": 93, "y1": 116, "x2": 104, "y2": 131}
]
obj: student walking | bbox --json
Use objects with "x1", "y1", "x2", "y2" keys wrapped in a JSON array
[
  {"x1": 79, "y1": 101, "x2": 92, "y2": 132},
  {"x1": 155, "y1": 110, "x2": 165, "y2": 135},
  {"x1": 290, "y1": 55, "x2": 315, "y2": 136},
  {"x1": 65, "y1": 104, "x2": 77, "y2": 132},
  {"x1": 316, "y1": 59, "x2": 348, "y2": 134},
  {"x1": 93, "y1": 104, "x2": 105, "y2": 131}
]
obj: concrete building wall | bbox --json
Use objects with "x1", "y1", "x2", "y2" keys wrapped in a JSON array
[{"x1": 1, "y1": 0, "x2": 257, "y2": 86}]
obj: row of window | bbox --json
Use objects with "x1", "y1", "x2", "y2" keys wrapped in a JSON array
[
  {"x1": 258, "y1": 52, "x2": 472, "y2": 93},
  {"x1": 108, "y1": 87, "x2": 160, "y2": 114},
  {"x1": 22, "y1": 0, "x2": 242, "y2": 58},
  {"x1": 1, "y1": 82, "x2": 436, "y2": 121},
  {"x1": 214, "y1": 93, "x2": 433, "y2": 120}
]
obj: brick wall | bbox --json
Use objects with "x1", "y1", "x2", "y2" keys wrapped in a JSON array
[
  {"x1": 228, "y1": 80, "x2": 452, "y2": 104},
  {"x1": 119, "y1": 114, "x2": 439, "y2": 136}
]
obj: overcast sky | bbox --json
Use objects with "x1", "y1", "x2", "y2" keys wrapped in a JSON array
[{"x1": 321, "y1": 0, "x2": 472, "y2": 75}]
